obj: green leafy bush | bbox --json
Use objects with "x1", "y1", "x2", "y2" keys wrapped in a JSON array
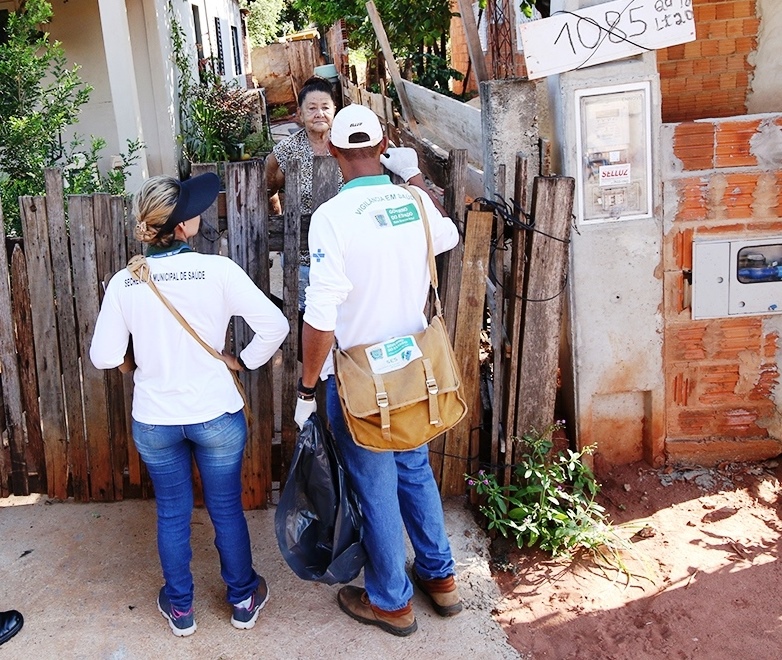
[{"x1": 466, "y1": 424, "x2": 622, "y2": 558}]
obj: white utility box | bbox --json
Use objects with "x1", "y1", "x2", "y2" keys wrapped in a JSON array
[{"x1": 693, "y1": 237, "x2": 782, "y2": 319}]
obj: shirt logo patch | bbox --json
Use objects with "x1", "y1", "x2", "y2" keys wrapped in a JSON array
[
  {"x1": 312, "y1": 249, "x2": 326, "y2": 262},
  {"x1": 386, "y1": 203, "x2": 420, "y2": 226}
]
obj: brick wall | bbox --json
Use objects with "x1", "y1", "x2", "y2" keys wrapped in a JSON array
[
  {"x1": 663, "y1": 114, "x2": 782, "y2": 465},
  {"x1": 657, "y1": 0, "x2": 759, "y2": 123}
]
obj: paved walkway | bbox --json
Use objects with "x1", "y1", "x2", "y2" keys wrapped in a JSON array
[{"x1": 0, "y1": 495, "x2": 519, "y2": 659}]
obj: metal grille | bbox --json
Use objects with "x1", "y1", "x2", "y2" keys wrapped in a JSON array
[{"x1": 487, "y1": 0, "x2": 516, "y2": 79}]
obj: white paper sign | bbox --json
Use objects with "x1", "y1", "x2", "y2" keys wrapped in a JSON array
[
  {"x1": 365, "y1": 335, "x2": 423, "y2": 375},
  {"x1": 599, "y1": 163, "x2": 632, "y2": 186},
  {"x1": 520, "y1": 0, "x2": 696, "y2": 80}
]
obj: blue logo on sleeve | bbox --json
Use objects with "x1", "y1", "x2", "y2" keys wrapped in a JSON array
[{"x1": 312, "y1": 249, "x2": 326, "y2": 262}]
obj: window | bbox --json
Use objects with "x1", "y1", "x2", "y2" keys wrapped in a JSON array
[
  {"x1": 231, "y1": 25, "x2": 242, "y2": 76},
  {"x1": 192, "y1": 5, "x2": 204, "y2": 62},
  {"x1": 213, "y1": 17, "x2": 225, "y2": 76}
]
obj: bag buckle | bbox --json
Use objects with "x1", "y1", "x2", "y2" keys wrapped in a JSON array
[
  {"x1": 376, "y1": 390, "x2": 389, "y2": 407},
  {"x1": 426, "y1": 377, "x2": 439, "y2": 395}
]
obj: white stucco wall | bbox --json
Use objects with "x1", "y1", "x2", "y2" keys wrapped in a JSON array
[
  {"x1": 746, "y1": 0, "x2": 782, "y2": 114},
  {"x1": 45, "y1": 0, "x2": 246, "y2": 186},
  {"x1": 47, "y1": 0, "x2": 119, "y2": 169}
]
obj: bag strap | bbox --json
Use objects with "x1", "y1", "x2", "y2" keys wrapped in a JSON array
[
  {"x1": 402, "y1": 185, "x2": 442, "y2": 318},
  {"x1": 126, "y1": 254, "x2": 251, "y2": 422}
]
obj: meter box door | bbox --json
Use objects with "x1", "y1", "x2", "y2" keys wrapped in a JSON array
[{"x1": 693, "y1": 237, "x2": 782, "y2": 319}]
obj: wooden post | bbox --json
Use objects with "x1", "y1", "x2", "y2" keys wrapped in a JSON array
[
  {"x1": 515, "y1": 176, "x2": 574, "y2": 437},
  {"x1": 280, "y1": 158, "x2": 301, "y2": 488},
  {"x1": 226, "y1": 160, "x2": 273, "y2": 508},
  {"x1": 20, "y1": 196, "x2": 69, "y2": 499},
  {"x1": 456, "y1": 0, "x2": 489, "y2": 84},
  {"x1": 191, "y1": 163, "x2": 221, "y2": 255},
  {"x1": 44, "y1": 169, "x2": 90, "y2": 501},
  {"x1": 489, "y1": 165, "x2": 506, "y2": 475},
  {"x1": 10, "y1": 246, "x2": 46, "y2": 493},
  {"x1": 0, "y1": 206, "x2": 28, "y2": 495},
  {"x1": 69, "y1": 196, "x2": 114, "y2": 502},
  {"x1": 440, "y1": 208, "x2": 493, "y2": 495},
  {"x1": 502, "y1": 153, "x2": 531, "y2": 483},
  {"x1": 428, "y1": 149, "x2": 467, "y2": 485},
  {"x1": 365, "y1": 0, "x2": 420, "y2": 136}
]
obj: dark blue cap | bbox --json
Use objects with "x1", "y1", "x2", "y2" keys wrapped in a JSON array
[{"x1": 156, "y1": 172, "x2": 220, "y2": 237}]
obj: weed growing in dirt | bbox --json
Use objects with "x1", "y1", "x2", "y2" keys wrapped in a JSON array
[{"x1": 466, "y1": 424, "x2": 631, "y2": 562}]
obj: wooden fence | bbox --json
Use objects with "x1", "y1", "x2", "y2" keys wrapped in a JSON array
[{"x1": 0, "y1": 152, "x2": 490, "y2": 505}]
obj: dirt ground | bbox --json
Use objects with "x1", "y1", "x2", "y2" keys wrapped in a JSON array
[{"x1": 490, "y1": 458, "x2": 782, "y2": 659}]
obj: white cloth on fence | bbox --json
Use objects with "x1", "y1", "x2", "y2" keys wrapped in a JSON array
[
  {"x1": 303, "y1": 174, "x2": 458, "y2": 380},
  {"x1": 90, "y1": 251, "x2": 289, "y2": 425}
]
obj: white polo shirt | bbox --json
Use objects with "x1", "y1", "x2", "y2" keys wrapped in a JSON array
[
  {"x1": 90, "y1": 248, "x2": 289, "y2": 425},
  {"x1": 304, "y1": 175, "x2": 459, "y2": 378}
]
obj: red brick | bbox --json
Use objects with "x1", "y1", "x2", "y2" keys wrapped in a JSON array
[
  {"x1": 733, "y1": 0, "x2": 756, "y2": 19},
  {"x1": 673, "y1": 123, "x2": 715, "y2": 170},
  {"x1": 666, "y1": 44, "x2": 686, "y2": 60},
  {"x1": 718, "y1": 38, "x2": 737, "y2": 55},
  {"x1": 715, "y1": 2, "x2": 735, "y2": 19},
  {"x1": 676, "y1": 178, "x2": 709, "y2": 221},
  {"x1": 695, "y1": 2, "x2": 717, "y2": 22},
  {"x1": 701, "y1": 40, "x2": 720, "y2": 57},
  {"x1": 708, "y1": 20, "x2": 728, "y2": 38}
]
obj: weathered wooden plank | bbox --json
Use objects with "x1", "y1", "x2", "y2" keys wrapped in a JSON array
[
  {"x1": 280, "y1": 159, "x2": 301, "y2": 488},
  {"x1": 489, "y1": 165, "x2": 506, "y2": 475},
  {"x1": 0, "y1": 209, "x2": 28, "y2": 495},
  {"x1": 109, "y1": 195, "x2": 129, "y2": 500},
  {"x1": 365, "y1": 0, "x2": 419, "y2": 135},
  {"x1": 10, "y1": 245, "x2": 46, "y2": 493},
  {"x1": 120, "y1": 196, "x2": 143, "y2": 495},
  {"x1": 94, "y1": 193, "x2": 123, "y2": 500},
  {"x1": 44, "y1": 169, "x2": 89, "y2": 501},
  {"x1": 503, "y1": 154, "x2": 531, "y2": 483},
  {"x1": 516, "y1": 176, "x2": 574, "y2": 437},
  {"x1": 429, "y1": 150, "x2": 467, "y2": 486},
  {"x1": 311, "y1": 156, "x2": 341, "y2": 211},
  {"x1": 68, "y1": 195, "x2": 113, "y2": 501},
  {"x1": 20, "y1": 196, "x2": 68, "y2": 498},
  {"x1": 456, "y1": 0, "x2": 490, "y2": 83},
  {"x1": 191, "y1": 163, "x2": 221, "y2": 256},
  {"x1": 226, "y1": 161, "x2": 272, "y2": 508},
  {"x1": 399, "y1": 80, "x2": 483, "y2": 167},
  {"x1": 441, "y1": 209, "x2": 493, "y2": 495}
]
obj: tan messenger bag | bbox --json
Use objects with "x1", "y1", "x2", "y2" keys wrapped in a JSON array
[{"x1": 334, "y1": 186, "x2": 467, "y2": 452}]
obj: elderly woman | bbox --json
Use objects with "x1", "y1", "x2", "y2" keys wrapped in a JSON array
[
  {"x1": 90, "y1": 173, "x2": 289, "y2": 637},
  {"x1": 266, "y1": 75, "x2": 343, "y2": 310}
]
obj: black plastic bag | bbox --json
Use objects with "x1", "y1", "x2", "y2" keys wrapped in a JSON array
[{"x1": 275, "y1": 414, "x2": 366, "y2": 584}]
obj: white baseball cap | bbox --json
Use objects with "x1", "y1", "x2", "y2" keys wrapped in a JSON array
[{"x1": 330, "y1": 104, "x2": 384, "y2": 149}]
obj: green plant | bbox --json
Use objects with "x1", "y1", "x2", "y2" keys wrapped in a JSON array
[
  {"x1": 243, "y1": 129, "x2": 274, "y2": 157},
  {"x1": 169, "y1": 3, "x2": 257, "y2": 167},
  {"x1": 270, "y1": 105, "x2": 290, "y2": 120},
  {"x1": 63, "y1": 138, "x2": 144, "y2": 196},
  {"x1": 466, "y1": 424, "x2": 624, "y2": 559},
  {"x1": 0, "y1": 0, "x2": 92, "y2": 234}
]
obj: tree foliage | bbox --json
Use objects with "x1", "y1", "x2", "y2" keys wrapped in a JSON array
[
  {"x1": 295, "y1": 0, "x2": 454, "y2": 59},
  {"x1": 0, "y1": 0, "x2": 140, "y2": 235},
  {"x1": 241, "y1": 0, "x2": 293, "y2": 48},
  {"x1": 0, "y1": 0, "x2": 91, "y2": 232}
]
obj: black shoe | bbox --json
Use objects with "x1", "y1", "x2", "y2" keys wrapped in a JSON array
[{"x1": 0, "y1": 610, "x2": 23, "y2": 646}]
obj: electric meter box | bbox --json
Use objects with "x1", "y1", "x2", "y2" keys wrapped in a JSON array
[{"x1": 693, "y1": 237, "x2": 782, "y2": 319}]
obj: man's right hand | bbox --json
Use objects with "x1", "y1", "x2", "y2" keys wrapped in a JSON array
[
  {"x1": 382, "y1": 147, "x2": 421, "y2": 182},
  {"x1": 294, "y1": 397, "x2": 317, "y2": 430}
]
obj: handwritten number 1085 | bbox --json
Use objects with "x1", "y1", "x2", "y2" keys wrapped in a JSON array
[{"x1": 555, "y1": 6, "x2": 648, "y2": 54}]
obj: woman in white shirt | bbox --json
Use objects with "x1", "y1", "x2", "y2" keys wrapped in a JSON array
[{"x1": 90, "y1": 173, "x2": 289, "y2": 637}]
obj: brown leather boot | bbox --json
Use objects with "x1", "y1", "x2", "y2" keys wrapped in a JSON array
[
  {"x1": 337, "y1": 586, "x2": 418, "y2": 637},
  {"x1": 414, "y1": 573, "x2": 463, "y2": 617}
]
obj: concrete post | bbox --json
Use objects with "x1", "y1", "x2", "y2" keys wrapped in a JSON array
[{"x1": 549, "y1": 0, "x2": 666, "y2": 470}]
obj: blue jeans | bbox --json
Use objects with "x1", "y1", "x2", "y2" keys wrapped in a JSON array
[
  {"x1": 325, "y1": 376, "x2": 455, "y2": 611},
  {"x1": 132, "y1": 411, "x2": 260, "y2": 611}
]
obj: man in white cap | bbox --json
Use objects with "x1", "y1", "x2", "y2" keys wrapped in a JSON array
[{"x1": 294, "y1": 104, "x2": 462, "y2": 636}]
